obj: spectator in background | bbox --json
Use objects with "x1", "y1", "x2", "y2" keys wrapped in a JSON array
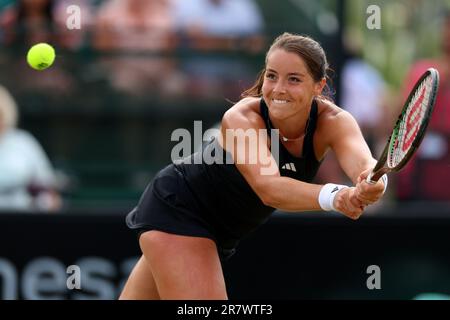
[
  {"x1": 340, "y1": 29, "x2": 387, "y2": 152},
  {"x1": 0, "y1": 0, "x2": 95, "y2": 50},
  {"x1": 0, "y1": 0, "x2": 55, "y2": 46},
  {"x1": 94, "y1": 0, "x2": 176, "y2": 52},
  {"x1": 52, "y1": 0, "x2": 96, "y2": 51},
  {"x1": 173, "y1": 0, "x2": 265, "y2": 51},
  {"x1": 172, "y1": 0, "x2": 266, "y2": 100},
  {"x1": 0, "y1": 1, "x2": 76, "y2": 98},
  {"x1": 396, "y1": 12, "x2": 450, "y2": 202},
  {"x1": 0, "y1": 85, "x2": 61, "y2": 212},
  {"x1": 93, "y1": 0, "x2": 182, "y2": 98}
]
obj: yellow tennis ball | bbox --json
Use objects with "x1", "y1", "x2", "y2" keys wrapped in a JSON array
[{"x1": 27, "y1": 43, "x2": 55, "y2": 71}]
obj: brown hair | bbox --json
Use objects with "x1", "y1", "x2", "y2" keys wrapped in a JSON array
[{"x1": 241, "y1": 32, "x2": 334, "y2": 100}]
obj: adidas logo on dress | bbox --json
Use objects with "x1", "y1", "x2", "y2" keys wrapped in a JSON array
[{"x1": 281, "y1": 163, "x2": 296, "y2": 172}]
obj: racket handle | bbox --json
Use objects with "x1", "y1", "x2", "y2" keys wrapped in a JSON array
[
  {"x1": 366, "y1": 172, "x2": 377, "y2": 184},
  {"x1": 366, "y1": 169, "x2": 388, "y2": 184}
]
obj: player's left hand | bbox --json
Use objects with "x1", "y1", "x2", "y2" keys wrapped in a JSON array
[{"x1": 355, "y1": 168, "x2": 385, "y2": 206}]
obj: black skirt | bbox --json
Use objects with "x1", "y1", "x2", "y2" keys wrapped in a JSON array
[{"x1": 126, "y1": 164, "x2": 237, "y2": 261}]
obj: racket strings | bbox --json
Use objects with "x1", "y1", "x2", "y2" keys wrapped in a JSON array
[{"x1": 388, "y1": 75, "x2": 433, "y2": 167}]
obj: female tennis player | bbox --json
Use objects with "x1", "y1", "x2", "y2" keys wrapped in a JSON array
[{"x1": 119, "y1": 32, "x2": 386, "y2": 300}]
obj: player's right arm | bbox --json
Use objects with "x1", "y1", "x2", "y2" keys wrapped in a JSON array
[{"x1": 219, "y1": 98, "x2": 363, "y2": 219}]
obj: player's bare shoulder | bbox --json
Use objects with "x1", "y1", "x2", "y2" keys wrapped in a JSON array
[
  {"x1": 317, "y1": 98, "x2": 356, "y2": 130},
  {"x1": 222, "y1": 97, "x2": 264, "y2": 130},
  {"x1": 315, "y1": 99, "x2": 364, "y2": 158}
]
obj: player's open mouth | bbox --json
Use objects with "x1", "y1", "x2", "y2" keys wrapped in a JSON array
[{"x1": 272, "y1": 99, "x2": 289, "y2": 104}]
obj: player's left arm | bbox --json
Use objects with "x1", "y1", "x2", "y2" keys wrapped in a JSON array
[{"x1": 327, "y1": 111, "x2": 385, "y2": 204}]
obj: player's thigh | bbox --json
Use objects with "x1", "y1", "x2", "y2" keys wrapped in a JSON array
[
  {"x1": 119, "y1": 255, "x2": 160, "y2": 300},
  {"x1": 139, "y1": 230, "x2": 227, "y2": 300}
]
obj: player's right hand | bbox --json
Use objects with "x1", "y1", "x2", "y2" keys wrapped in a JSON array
[
  {"x1": 355, "y1": 168, "x2": 385, "y2": 205},
  {"x1": 333, "y1": 187, "x2": 365, "y2": 220}
]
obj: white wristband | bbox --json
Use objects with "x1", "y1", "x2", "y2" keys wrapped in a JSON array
[
  {"x1": 318, "y1": 183, "x2": 349, "y2": 211},
  {"x1": 380, "y1": 174, "x2": 388, "y2": 194}
]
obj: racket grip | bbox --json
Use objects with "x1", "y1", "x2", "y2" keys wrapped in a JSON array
[
  {"x1": 366, "y1": 169, "x2": 388, "y2": 184},
  {"x1": 366, "y1": 172, "x2": 377, "y2": 184}
]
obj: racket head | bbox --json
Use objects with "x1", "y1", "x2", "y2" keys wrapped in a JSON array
[{"x1": 386, "y1": 67, "x2": 440, "y2": 172}]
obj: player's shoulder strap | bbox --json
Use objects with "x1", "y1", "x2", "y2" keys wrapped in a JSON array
[{"x1": 303, "y1": 99, "x2": 318, "y2": 158}]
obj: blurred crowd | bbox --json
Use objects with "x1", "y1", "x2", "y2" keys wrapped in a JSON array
[
  {"x1": 0, "y1": 0, "x2": 266, "y2": 211},
  {"x1": 0, "y1": 0, "x2": 265, "y2": 50},
  {"x1": 0, "y1": 0, "x2": 265, "y2": 99},
  {"x1": 0, "y1": 0, "x2": 449, "y2": 212}
]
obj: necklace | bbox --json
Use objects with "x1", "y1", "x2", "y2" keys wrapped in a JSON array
[
  {"x1": 280, "y1": 135, "x2": 299, "y2": 142},
  {"x1": 279, "y1": 118, "x2": 310, "y2": 142}
]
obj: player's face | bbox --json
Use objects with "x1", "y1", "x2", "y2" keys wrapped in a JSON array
[{"x1": 262, "y1": 49, "x2": 324, "y2": 120}]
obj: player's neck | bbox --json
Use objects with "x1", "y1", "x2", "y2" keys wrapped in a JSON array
[{"x1": 270, "y1": 110, "x2": 309, "y2": 141}]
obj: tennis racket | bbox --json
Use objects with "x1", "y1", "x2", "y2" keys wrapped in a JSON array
[{"x1": 367, "y1": 67, "x2": 440, "y2": 183}]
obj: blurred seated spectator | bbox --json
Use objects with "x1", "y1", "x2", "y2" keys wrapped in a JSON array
[
  {"x1": 340, "y1": 35, "x2": 387, "y2": 152},
  {"x1": 0, "y1": 85, "x2": 61, "y2": 212},
  {"x1": 173, "y1": 0, "x2": 265, "y2": 52},
  {"x1": 93, "y1": 0, "x2": 183, "y2": 98},
  {"x1": 396, "y1": 12, "x2": 450, "y2": 202},
  {"x1": 94, "y1": 0, "x2": 176, "y2": 52},
  {"x1": 0, "y1": 0, "x2": 55, "y2": 47},
  {"x1": 52, "y1": 0, "x2": 96, "y2": 51},
  {"x1": 0, "y1": 1, "x2": 76, "y2": 98},
  {"x1": 172, "y1": 0, "x2": 266, "y2": 100},
  {"x1": 338, "y1": 28, "x2": 390, "y2": 155}
]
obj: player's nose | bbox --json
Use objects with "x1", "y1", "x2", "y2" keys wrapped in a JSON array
[{"x1": 273, "y1": 80, "x2": 287, "y2": 94}]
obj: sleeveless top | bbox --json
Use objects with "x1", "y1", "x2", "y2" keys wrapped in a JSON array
[{"x1": 174, "y1": 98, "x2": 322, "y2": 243}]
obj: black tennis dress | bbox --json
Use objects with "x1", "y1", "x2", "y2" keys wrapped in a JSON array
[{"x1": 126, "y1": 98, "x2": 322, "y2": 260}]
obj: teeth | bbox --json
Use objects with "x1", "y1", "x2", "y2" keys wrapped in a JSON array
[{"x1": 273, "y1": 99, "x2": 288, "y2": 104}]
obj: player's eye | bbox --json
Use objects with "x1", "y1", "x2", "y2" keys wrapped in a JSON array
[
  {"x1": 265, "y1": 73, "x2": 276, "y2": 80},
  {"x1": 289, "y1": 77, "x2": 301, "y2": 83}
]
